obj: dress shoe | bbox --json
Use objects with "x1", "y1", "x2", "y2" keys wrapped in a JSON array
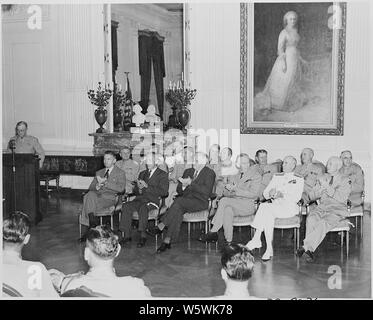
[
  {"x1": 137, "y1": 237, "x2": 147, "y2": 248},
  {"x1": 304, "y1": 250, "x2": 314, "y2": 263},
  {"x1": 119, "y1": 237, "x2": 132, "y2": 246},
  {"x1": 156, "y1": 242, "x2": 171, "y2": 253},
  {"x1": 295, "y1": 247, "x2": 305, "y2": 257},
  {"x1": 147, "y1": 226, "x2": 164, "y2": 237},
  {"x1": 246, "y1": 238, "x2": 262, "y2": 250},
  {"x1": 198, "y1": 232, "x2": 218, "y2": 243},
  {"x1": 261, "y1": 250, "x2": 273, "y2": 261}
]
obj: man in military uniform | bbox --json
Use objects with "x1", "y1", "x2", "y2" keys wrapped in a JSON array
[
  {"x1": 199, "y1": 153, "x2": 262, "y2": 245},
  {"x1": 339, "y1": 150, "x2": 364, "y2": 206},
  {"x1": 246, "y1": 156, "x2": 304, "y2": 261},
  {"x1": 294, "y1": 148, "x2": 325, "y2": 202},
  {"x1": 115, "y1": 146, "x2": 140, "y2": 194},
  {"x1": 7, "y1": 121, "x2": 45, "y2": 168},
  {"x1": 252, "y1": 149, "x2": 279, "y2": 198},
  {"x1": 296, "y1": 156, "x2": 351, "y2": 262}
]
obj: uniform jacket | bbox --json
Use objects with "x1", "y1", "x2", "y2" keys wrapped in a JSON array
[{"x1": 231, "y1": 167, "x2": 262, "y2": 200}]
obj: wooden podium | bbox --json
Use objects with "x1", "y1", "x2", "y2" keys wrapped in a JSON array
[{"x1": 3, "y1": 153, "x2": 42, "y2": 225}]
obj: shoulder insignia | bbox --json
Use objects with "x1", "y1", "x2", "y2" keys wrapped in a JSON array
[{"x1": 294, "y1": 172, "x2": 303, "y2": 178}]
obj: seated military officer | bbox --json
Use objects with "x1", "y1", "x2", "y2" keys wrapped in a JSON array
[
  {"x1": 294, "y1": 148, "x2": 325, "y2": 202},
  {"x1": 246, "y1": 156, "x2": 304, "y2": 261},
  {"x1": 115, "y1": 146, "x2": 140, "y2": 194},
  {"x1": 7, "y1": 121, "x2": 45, "y2": 168},
  {"x1": 199, "y1": 153, "x2": 262, "y2": 245},
  {"x1": 296, "y1": 156, "x2": 351, "y2": 262},
  {"x1": 214, "y1": 147, "x2": 239, "y2": 198},
  {"x1": 339, "y1": 150, "x2": 364, "y2": 206},
  {"x1": 252, "y1": 149, "x2": 279, "y2": 199}
]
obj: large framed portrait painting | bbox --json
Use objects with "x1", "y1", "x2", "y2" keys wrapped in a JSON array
[{"x1": 240, "y1": 2, "x2": 346, "y2": 135}]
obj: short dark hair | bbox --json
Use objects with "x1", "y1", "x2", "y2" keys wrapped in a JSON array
[
  {"x1": 221, "y1": 243, "x2": 255, "y2": 281},
  {"x1": 255, "y1": 149, "x2": 268, "y2": 158},
  {"x1": 16, "y1": 121, "x2": 28, "y2": 129},
  {"x1": 3, "y1": 211, "x2": 31, "y2": 244},
  {"x1": 104, "y1": 151, "x2": 116, "y2": 158},
  {"x1": 86, "y1": 225, "x2": 120, "y2": 260}
]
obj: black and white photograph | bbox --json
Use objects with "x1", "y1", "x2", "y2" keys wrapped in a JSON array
[{"x1": 1, "y1": 0, "x2": 371, "y2": 306}]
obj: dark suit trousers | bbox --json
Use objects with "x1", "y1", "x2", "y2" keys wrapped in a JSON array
[
  {"x1": 120, "y1": 199, "x2": 157, "y2": 237},
  {"x1": 161, "y1": 196, "x2": 208, "y2": 242}
]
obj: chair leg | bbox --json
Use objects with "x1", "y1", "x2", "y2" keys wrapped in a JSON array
[
  {"x1": 361, "y1": 215, "x2": 363, "y2": 240},
  {"x1": 281, "y1": 229, "x2": 284, "y2": 238},
  {"x1": 293, "y1": 228, "x2": 296, "y2": 250},
  {"x1": 111, "y1": 215, "x2": 114, "y2": 230},
  {"x1": 188, "y1": 223, "x2": 191, "y2": 239},
  {"x1": 341, "y1": 231, "x2": 344, "y2": 249},
  {"x1": 46, "y1": 179, "x2": 49, "y2": 195},
  {"x1": 56, "y1": 176, "x2": 60, "y2": 191},
  {"x1": 346, "y1": 231, "x2": 349, "y2": 256},
  {"x1": 205, "y1": 220, "x2": 208, "y2": 234},
  {"x1": 297, "y1": 228, "x2": 300, "y2": 249},
  {"x1": 100, "y1": 217, "x2": 103, "y2": 225}
]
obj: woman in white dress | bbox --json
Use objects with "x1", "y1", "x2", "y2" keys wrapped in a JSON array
[{"x1": 255, "y1": 11, "x2": 306, "y2": 113}]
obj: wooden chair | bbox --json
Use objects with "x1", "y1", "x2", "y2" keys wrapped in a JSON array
[
  {"x1": 347, "y1": 191, "x2": 365, "y2": 239},
  {"x1": 40, "y1": 173, "x2": 60, "y2": 195}
]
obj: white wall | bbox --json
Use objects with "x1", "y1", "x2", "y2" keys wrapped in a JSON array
[
  {"x1": 2, "y1": 4, "x2": 105, "y2": 188},
  {"x1": 189, "y1": 1, "x2": 371, "y2": 202},
  {"x1": 112, "y1": 4, "x2": 183, "y2": 121}
]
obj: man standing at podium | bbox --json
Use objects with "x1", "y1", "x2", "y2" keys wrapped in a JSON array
[{"x1": 7, "y1": 121, "x2": 45, "y2": 168}]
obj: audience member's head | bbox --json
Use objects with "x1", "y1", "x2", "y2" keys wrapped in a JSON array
[
  {"x1": 145, "y1": 151, "x2": 157, "y2": 170},
  {"x1": 340, "y1": 150, "x2": 353, "y2": 168},
  {"x1": 184, "y1": 146, "x2": 195, "y2": 165},
  {"x1": 221, "y1": 243, "x2": 255, "y2": 283},
  {"x1": 3, "y1": 211, "x2": 31, "y2": 251},
  {"x1": 255, "y1": 149, "x2": 268, "y2": 166},
  {"x1": 220, "y1": 147, "x2": 233, "y2": 162},
  {"x1": 195, "y1": 152, "x2": 209, "y2": 168},
  {"x1": 15, "y1": 121, "x2": 28, "y2": 138},
  {"x1": 282, "y1": 156, "x2": 297, "y2": 173},
  {"x1": 236, "y1": 153, "x2": 251, "y2": 172},
  {"x1": 84, "y1": 225, "x2": 121, "y2": 268},
  {"x1": 208, "y1": 144, "x2": 220, "y2": 164},
  {"x1": 300, "y1": 148, "x2": 314, "y2": 165},
  {"x1": 326, "y1": 156, "x2": 343, "y2": 175},
  {"x1": 120, "y1": 146, "x2": 131, "y2": 161},
  {"x1": 104, "y1": 151, "x2": 117, "y2": 169}
]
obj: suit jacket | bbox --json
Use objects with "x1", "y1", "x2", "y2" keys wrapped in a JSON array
[
  {"x1": 88, "y1": 166, "x2": 126, "y2": 201},
  {"x1": 134, "y1": 167, "x2": 169, "y2": 205},
  {"x1": 176, "y1": 166, "x2": 216, "y2": 207}
]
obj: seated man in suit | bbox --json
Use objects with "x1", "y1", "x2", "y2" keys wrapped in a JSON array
[
  {"x1": 339, "y1": 150, "x2": 364, "y2": 206},
  {"x1": 296, "y1": 156, "x2": 352, "y2": 262},
  {"x1": 199, "y1": 153, "x2": 262, "y2": 245},
  {"x1": 149, "y1": 152, "x2": 216, "y2": 253},
  {"x1": 294, "y1": 148, "x2": 325, "y2": 202},
  {"x1": 115, "y1": 146, "x2": 140, "y2": 194},
  {"x1": 212, "y1": 243, "x2": 257, "y2": 299},
  {"x1": 119, "y1": 152, "x2": 169, "y2": 248},
  {"x1": 79, "y1": 151, "x2": 126, "y2": 241},
  {"x1": 165, "y1": 146, "x2": 195, "y2": 208},
  {"x1": 49, "y1": 225, "x2": 151, "y2": 298},
  {"x1": 252, "y1": 149, "x2": 279, "y2": 199},
  {"x1": 246, "y1": 156, "x2": 304, "y2": 261},
  {"x1": 3, "y1": 211, "x2": 59, "y2": 298}
]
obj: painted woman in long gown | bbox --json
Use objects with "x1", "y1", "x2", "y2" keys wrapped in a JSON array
[{"x1": 255, "y1": 11, "x2": 306, "y2": 113}]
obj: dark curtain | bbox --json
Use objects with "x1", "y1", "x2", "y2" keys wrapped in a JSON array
[
  {"x1": 111, "y1": 21, "x2": 119, "y2": 83},
  {"x1": 138, "y1": 30, "x2": 165, "y2": 119}
]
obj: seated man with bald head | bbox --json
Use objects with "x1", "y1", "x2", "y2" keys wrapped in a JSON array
[
  {"x1": 246, "y1": 156, "x2": 304, "y2": 261},
  {"x1": 296, "y1": 156, "x2": 351, "y2": 262},
  {"x1": 339, "y1": 150, "x2": 364, "y2": 206},
  {"x1": 294, "y1": 148, "x2": 325, "y2": 202}
]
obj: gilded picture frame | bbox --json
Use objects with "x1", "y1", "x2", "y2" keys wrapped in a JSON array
[{"x1": 240, "y1": 2, "x2": 346, "y2": 135}]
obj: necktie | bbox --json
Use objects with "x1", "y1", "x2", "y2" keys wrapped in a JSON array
[
  {"x1": 329, "y1": 175, "x2": 334, "y2": 185},
  {"x1": 104, "y1": 169, "x2": 109, "y2": 179},
  {"x1": 194, "y1": 170, "x2": 198, "y2": 179},
  {"x1": 149, "y1": 169, "x2": 152, "y2": 179}
]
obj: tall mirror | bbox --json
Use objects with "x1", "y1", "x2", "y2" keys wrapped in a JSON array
[{"x1": 110, "y1": 3, "x2": 185, "y2": 131}]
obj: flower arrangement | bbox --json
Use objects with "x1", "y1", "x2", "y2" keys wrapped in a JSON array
[
  {"x1": 165, "y1": 81, "x2": 197, "y2": 109},
  {"x1": 113, "y1": 83, "x2": 126, "y2": 110},
  {"x1": 87, "y1": 82, "x2": 113, "y2": 108}
]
